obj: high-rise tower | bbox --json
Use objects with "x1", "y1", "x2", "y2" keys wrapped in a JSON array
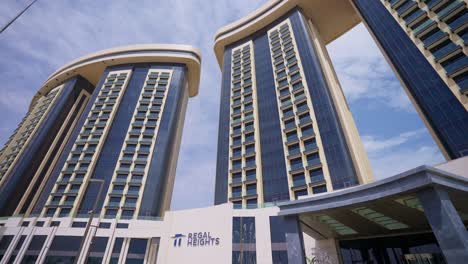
[
  {"x1": 213, "y1": 1, "x2": 375, "y2": 208},
  {"x1": 351, "y1": 0, "x2": 468, "y2": 159},
  {"x1": 0, "y1": 44, "x2": 201, "y2": 220}
]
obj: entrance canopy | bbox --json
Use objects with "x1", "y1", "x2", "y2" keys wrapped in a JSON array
[{"x1": 278, "y1": 165, "x2": 468, "y2": 242}]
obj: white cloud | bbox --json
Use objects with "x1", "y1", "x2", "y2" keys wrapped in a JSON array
[
  {"x1": 362, "y1": 128, "x2": 426, "y2": 153},
  {"x1": 327, "y1": 24, "x2": 413, "y2": 111},
  {"x1": 361, "y1": 128, "x2": 445, "y2": 180},
  {"x1": 370, "y1": 145, "x2": 444, "y2": 180}
]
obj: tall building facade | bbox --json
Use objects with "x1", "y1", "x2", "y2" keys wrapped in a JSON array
[
  {"x1": 0, "y1": 44, "x2": 201, "y2": 220},
  {"x1": 351, "y1": 0, "x2": 468, "y2": 160},
  {"x1": 214, "y1": 1, "x2": 375, "y2": 208}
]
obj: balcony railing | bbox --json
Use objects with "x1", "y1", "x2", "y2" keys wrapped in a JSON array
[
  {"x1": 444, "y1": 56, "x2": 468, "y2": 76},
  {"x1": 293, "y1": 178, "x2": 307, "y2": 187},
  {"x1": 422, "y1": 30, "x2": 448, "y2": 48},
  {"x1": 447, "y1": 12, "x2": 468, "y2": 32},
  {"x1": 307, "y1": 158, "x2": 321, "y2": 168},
  {"x1": 290, "y1": 162, "x2": 303, "y2": 172},
  {"x1": 432, "y1": 42, "x2": 460, "y2": 61},
  {"x1": 245, "y1": 189, "x2": 257, "y2": 196}
]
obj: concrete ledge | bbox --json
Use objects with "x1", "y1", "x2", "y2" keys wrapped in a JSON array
[
  {"x1": 34, "y1": 44, "x2": 202, "y2": 107},
  {"x1": 213, "y1": 0, "x2": 361, "y2": 66},
  {"x1": 278, "y1": 165, "x2": 468, "y2": 216}
]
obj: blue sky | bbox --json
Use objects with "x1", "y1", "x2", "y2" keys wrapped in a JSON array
[{"x1": 0, "y1": 0, "x2": 445, "y2": 211}]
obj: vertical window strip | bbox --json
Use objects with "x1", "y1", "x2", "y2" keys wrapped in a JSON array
[
  {"x1": 43, "y1": 70, "x2": 132, "y2": 218},
  {"x1": 0, "y1": 85, "x2": 63, "y2": 184},
  {"x1": 228, "y1": 42, "x2": 262, "y2": 208},
  {"x1": 102, "y1": 69, "x2": 173, "y2": 220},
  {"x1": 267, "y1": 19, "x2": 326, "y2": 200},
  {"x1": 381, "y1": 0, "x2": 468, "y2": 94}
]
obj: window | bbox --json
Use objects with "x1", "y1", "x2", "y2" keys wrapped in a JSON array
[
  {"x1": 45, "y1": 208, "x2": 56, "y2": 216},
  {"x1": 44, "y1": 236, "x2": 82, "y2": 263},
  {"x1": 20, "y1": 235, "x2": 47, "y2": 263},
  {"x1": 313, "y1": 185, "x2": 327, "y2": 194},
  {"x1": 0, "y1": 235, "x2": 13, "y2": 261},
  {"x1": 86, "y1": 237, "x2": 109, "y2": 263},
  {"x1": 59, "y1": 208, "x2": 70, "y2": 217},
  {"x1": 294, "y1": 189, "x2": 308, "y2": 199},
  {"x1": 116, "y1": 223, "x2": 129, "y2": 229},
  {"x1": 106, "y1": 209, "x2": 118, "y2": 217},
  {"x1": 99, "y1": 222, "x2": 111, "y2": 229},
  {"x1": 232, "y1": 217, "x2": 256, "y2": 264},
  {"x1": 139, "y1": 145, "x2": 150, "y2": 152},
  {"x1": 71, "y1": 222, "x2": 87, "y2": 228},
  {"x1": 110, "y1": 197, "x2": 121, "y2": 203},
  {"x1": 110, "y1": 238, "x2": 124, "y2": 263},
  {"x1": 6, "y1": 235, "x2": 26, "y2": 263},
  {"x1": 125, "y1": 239, "x2": 148, "y2": 264}
]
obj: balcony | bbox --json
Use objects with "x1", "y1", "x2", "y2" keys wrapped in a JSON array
[
  {"x1": 130, "y1": 178, "x2": 143, "y2": 184},
  {"x1": 290, "y1": 162, "x2": 304, "y2": 173},
  {"x1": 310, "y1": 175, "x2": 326, "y2": 185},
  {"x1": 244, "y1": 125, "x2": 254, "y2": 133},
  {"x1": 425, "y1": 0, "x2": 445, "y2": 11},
  {"x1": 301, "y1": 129, "x2": 315, "y2": 140},
  {"x1": 243, "y1": 105, "x2": 253, "y2": 113},
  {"x1": 282, "y1": 111, "x2": 295, "y2": 120},
  {"x1": 292, "y1": 178, "x2": 307, "y2": 188},
  {"x1": 106, "y1": 202, "x2": 121, "y2": 208},
  {"x1": 246, "y1": 203, "x2": 258, "y2": 209},
  {"x1": 299, "y1": 116, "x2": 313, "y2": 127},
  {"x1": 231, "y1": 164, "x2": 242, "y2": 172},
  {"x1": 123, "y1": 202, "x2": 137, "y2": 208},
  {"x1": 243, "y1": 137, "x2": 255, "y2": 145},
  {"x1": 404, "y1": 9, "x2": 426, "y2": 26},
  {"x1": 231, "y1": 192, "x2": 242, "y2": 199},
  {"x1": 61, "y1": 201, "x2": 75, "y2": 207},
  {"x1": 390, "y1": 0, "x2": 406, "y2": 9},
  {"x1": 447, "y1": 11, "x2": 468, "y2": 32},
  {"x1": 71, "y1": 178, "x2": 84, "y2": 184},
  {"x1": 284, "y1": 121, "x2": 296, "y2": 131},
  {"x1": 304, "y1": 142, "x2": 319, "y2": 153},
  {"x1": 307, "y1": 159, "x2": 321, "y2": 169},
  {"x1": 287, "y1": 148, "x2": 301, "y2": 159},
  {"x1": 244, "y1": 149, "x2": 256, "y2": 157},
  {"x1": 286, "y1": 134, "x2": 299, "y2": 144},
  {"x1": 243, "y1": 115, "x2": 254, "y2": 122},
  {"x1": 245, "y1": 189, "x2": 257, "y2": 197},
  {"x1": 437, "y1": 1, "x2": 465, "y2": 21},
  {"x1": 48, "y1": 201, "x2": 60, "y2": 206},
  {"x1": 444, "y1": 56, "x2": 468, "y2": 76},
  {"x1": 432, "y1": 42, "x2": 461, "y2": 62},
  {"x1": 296, "y1": 104, "x2": 309, "y2": 114},
  {"x1": 113, "y1": 178, "x2": 127, "y2": 184},
  {"x1": 231, "y1": 177, "x2": 242, "y2": 185},
  {"x1": 126, "y1": 190, "x2": 140, "y2": 196},
  {"x1": 290, "y1": 73, "x2": 302, "y2": 83},
  {"x1": 111, "y1": 190, "x2": 124, "y2": 195},
  {"x1": 397, "y1": 0, "x2": 417, "y2": 17},
  {"x1": 422, "y1": 30, "x2": 448, "y2": 48},
  {"x1": 294, "y1": 94, "x2": 306, "y2": 103},
  {"x1": 245, "y1": 161, "x2": 256, "y2": 169},
  {"x1": 245, "y1": 175, "x2": 257, "y2": 183},
  {"x1": 292, "y1": 82, "x2": 304, "y2": 94},
  {"x1": 281, "y1": 99, "x2": 292, "y2": 109}
]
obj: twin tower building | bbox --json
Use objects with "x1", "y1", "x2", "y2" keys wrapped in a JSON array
[{"x1": 0, "y1": 0, "x2": 466, "y2": 263}]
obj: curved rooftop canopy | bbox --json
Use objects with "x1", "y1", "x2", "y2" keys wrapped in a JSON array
[
  {"x1": 214, "y1": 0, "x2": 360, "y2": 66},
  {"x1": 34, "y1": 44, "x2": 201, "y2": 106}
]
